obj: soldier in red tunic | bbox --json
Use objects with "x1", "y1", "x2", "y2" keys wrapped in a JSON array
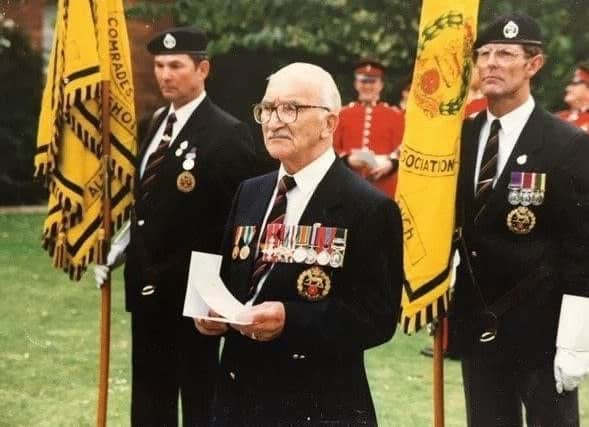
[
  {"x1": 334, "y1": 59, "x2": 405, "y2": 197},
  {"x1": 557, "y1": 61, "x2": 589, "y2": 132}
]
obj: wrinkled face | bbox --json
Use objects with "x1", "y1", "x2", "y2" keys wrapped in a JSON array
[
  {"x1": 260, "y1": 74, "x2": 336, "y2": 173},
  {"x1": 354, "y1": 76, "x2": 384, "y2": 103},
  {"x1": 475, "y1": 43, "x2": 541, "y2": 100},
  {"x1": 153, "y1": 54, "x2": 208, "y2": 108},
  {"x1": 564, "y1": 79, "x2": 589, "y2": 109}
]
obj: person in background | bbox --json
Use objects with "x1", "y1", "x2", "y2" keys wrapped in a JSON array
[
  {"x1": 195, "y1": 62, "x2": 404, "y2": 426},
  {"x1": 94, "y1": 26, "x2": 257, "y2": 426},
  {"x1": 334, "y1": 58, "x2": 405, "y2": 197},
  {"x1": 454, "y1": 13, "x2": 589, "y2": 426},
  {"x1": 557, "y1": 60, "x2": 589, "y2": 131}
]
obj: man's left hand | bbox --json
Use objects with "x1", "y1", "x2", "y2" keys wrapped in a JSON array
[
  {"x1": 554, "y1": 348, "x2": 589, "y2": 393},
  {"x1": 232, "y1": 302, "x2": 285, "y2": 342}
]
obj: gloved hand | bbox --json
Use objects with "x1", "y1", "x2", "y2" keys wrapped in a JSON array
[
  {"x1": 554, "y1": 348, "x2": 589, "y2": 393},
  {"x1": 93, "y1": 222, "x2": 130, "y2": 288},
  {"x1": 554, "y1": 294, "x2": 589, "y2": 393}
]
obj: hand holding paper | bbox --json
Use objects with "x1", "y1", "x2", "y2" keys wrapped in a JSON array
[{"x1": 183, "y1": 251, "x2": 252, "y2": 325}]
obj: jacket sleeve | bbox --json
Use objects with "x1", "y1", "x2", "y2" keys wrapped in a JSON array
[{"x1": 553, "y1": 131, "x2": 589, "y2": 297}]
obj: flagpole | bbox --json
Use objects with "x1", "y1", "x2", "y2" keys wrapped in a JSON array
[
  {"x1": 433, "y1": 320, "x2": 445, "y2": 427},
  {"x1": 97, "y1": 79, "x2": 112, "y2": 427}
]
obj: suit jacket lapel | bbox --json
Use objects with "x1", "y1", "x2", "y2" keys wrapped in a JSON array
[
  {"x1": 135, "y1": 106, "x2": 170, "y2": 186},
  {"x1": 298, "y1": 159, "x2": 344, "y2": 225},
  {"x1": 461, "y1": 112, "x2": 486, "y2": 221}
]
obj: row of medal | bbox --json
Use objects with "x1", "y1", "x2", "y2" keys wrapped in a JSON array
[
  {"x1": 505, "y1": 171, "x2": 546, "y2": 234},
  {"x1": 232, "y1": 224, "x2": 348, "y2": 268},
  {"x1": 176, "y1": 142, "x2": 197, "y2": 193}
]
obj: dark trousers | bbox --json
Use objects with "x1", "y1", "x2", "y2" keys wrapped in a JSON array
[
  {"x1": 131, "y1": 309, "x2": 220, "y2": 427},
  {"x1": 461, "y1": 340, "x2": 579, "y2": 427}
]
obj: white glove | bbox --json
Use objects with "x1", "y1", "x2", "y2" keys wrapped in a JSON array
[
  {"x1": 93, "y1": 222, "x2": 130, "y2": 288},
  {"x1": 554, "y1": 348, "x2": 589, "y2": 393},
  {"x1": 554, "y1": 294, "x2": 589, "y2": 393}
]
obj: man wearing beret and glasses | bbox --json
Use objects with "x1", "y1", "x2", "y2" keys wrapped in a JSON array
[
  {"x1": 453, "y1": 13, "x2": 589, "y2": 426},
  {"x1": 94, "y1": 26, "x2": 257, "y2": 426}
]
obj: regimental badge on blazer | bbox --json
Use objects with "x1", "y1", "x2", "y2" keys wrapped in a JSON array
[
  {"x1": 231, "y1": 225, "x2": 257, "y2": 260},
  {"x1": 505, "y1": 171, "x2": 545, "y2": 234},
  {"x1": 297, "y1": 266, "x2": 331, "y2": 301}
]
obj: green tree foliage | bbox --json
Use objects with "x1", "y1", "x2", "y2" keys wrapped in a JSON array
[
  {"x1": 0, "y1": 15, "x2": 44, "y2": 205},
  {"x1": 130, "y1": 0, "x2": 589, "y2": 109}
]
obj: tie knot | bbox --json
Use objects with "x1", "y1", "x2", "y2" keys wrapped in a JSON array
[
  {"x1": 278, "y1": 175, "x2": 296, "y2": 195},
  {"x1": 167, "y1": 112, "x2": 177, "y2": 124},
  {"x1": 490, "y1": 119, "x2": 501, "y2": 136}
]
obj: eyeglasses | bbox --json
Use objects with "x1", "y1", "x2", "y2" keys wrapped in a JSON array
[
  {"x1": 252, "y1": 102, "x2": 331, "y2": 124},
  {"x1": 474, "y1": 47, "x2": 526, "y2": 65}
]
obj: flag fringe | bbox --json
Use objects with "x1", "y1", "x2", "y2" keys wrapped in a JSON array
[{"x1": 401, "y1": 289, "x2": 450, "y2": 334}]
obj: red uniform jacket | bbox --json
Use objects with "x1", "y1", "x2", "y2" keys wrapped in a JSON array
[
  {"x1": 557, "y1": 109, "x2": 589, "y2": 132},
  {"x1": 334, "y1": 101, "x2": 404, "y2": 197}
]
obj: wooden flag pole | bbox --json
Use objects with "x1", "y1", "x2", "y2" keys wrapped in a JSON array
[
  {"x1": 97, "y1": 80, "x2": 112, "y2": 427},
  {"x1": 433, "y1": 320, "x2": 445, "y2": 427}
]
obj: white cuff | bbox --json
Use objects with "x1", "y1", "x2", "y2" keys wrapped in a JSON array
[{"x1": 556, "y1": 294, "x2": 589, "y2": 351}]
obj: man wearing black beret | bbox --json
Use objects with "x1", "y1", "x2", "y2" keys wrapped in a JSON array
[
  {"x1": 94, "y1": 26, "x2": 258, "y2": 426},
  {"x1": 454, "y1": 13, "x2": 589, "y2": 426}
]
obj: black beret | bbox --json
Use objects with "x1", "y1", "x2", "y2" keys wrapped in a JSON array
[
  {"x1": 474, "y1": 13, "x2": 543, "y2": 50},
  {"x1": 147, "y1": 26, "x2": 208, "y2": 55}
]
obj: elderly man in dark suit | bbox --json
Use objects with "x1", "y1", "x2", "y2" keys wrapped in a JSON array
[
  {"x1": 94, "y1": 26, "x2": 257, "y2": 426},
  {"x1": 195, "y1": 62, "x2": 404, "y2": 426},
  {"x1": 454, "y1": 13, "x2": 589, "y2": 427}
]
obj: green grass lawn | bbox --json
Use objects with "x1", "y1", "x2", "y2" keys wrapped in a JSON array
[{"x1": 0, "y1": 213, "x2": 587, "y2": 426}]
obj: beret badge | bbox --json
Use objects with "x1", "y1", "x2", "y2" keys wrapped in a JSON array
[
  {"x1": 502, "y1": 21, "x2": 519, "y2": 39},
  {"x1": 163, "y1": 33, "x2": 176, "y2": 49}
]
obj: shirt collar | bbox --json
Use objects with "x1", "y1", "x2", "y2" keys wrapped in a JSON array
[
  {"x1": 486, "y1": 95, "x2": 535, "y2": 137},
  {"x1": 277, "y1": 148, "x2": 336, "y2": 197},
  {"x1": 169, "y1": 90, "x2": 207, "y2": 123}
]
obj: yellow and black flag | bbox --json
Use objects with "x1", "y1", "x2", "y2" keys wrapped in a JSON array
[
  {"x1": 34, "y1": 0, "x2": 136, "y2": 280},
  {"x1": 397, "y1": 0, "x2": 479, "y2": 333}
]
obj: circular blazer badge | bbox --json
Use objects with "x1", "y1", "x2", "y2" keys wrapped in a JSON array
[
  {"x1": 297, "y1": 266, "x2": 331, "y2": 301},
  {"x1": 506, "y1": 206, "x2": 536, "y2": 234},
  {"x1": 412, "y1": 11, "x2": 475, "y2": 118},
  {"x1": 177, "y1": 171, "x2": 196, "y2": 193}
]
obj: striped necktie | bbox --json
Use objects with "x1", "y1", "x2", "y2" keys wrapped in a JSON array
[
  {"x1": 248, "y1": 175, "x2": 297, "y2": 297},
  {"x1": 474, "y1": 119, "x2": 501, "y2": 223},
  {"x1": 141, "y1": 112, "x2": 177, "y2": 190}
]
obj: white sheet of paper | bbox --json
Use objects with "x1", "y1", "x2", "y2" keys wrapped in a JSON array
[
  {"x1": 351, "y1": 148, "x2": 377, "y2": 168},
  {"x1": 182, "y1": 251, "x2": 251, "y2": 324}
]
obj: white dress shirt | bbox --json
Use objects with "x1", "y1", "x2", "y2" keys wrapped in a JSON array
[
  {"x1": 474, "y1": 96, "x2": 535, "y2": 192},
  {"x1": 248, "y1": 148, "x2": 337, "y2": 303},
  {"x1": 139, "y1": 90, "x2": 207, "y2": 177}
]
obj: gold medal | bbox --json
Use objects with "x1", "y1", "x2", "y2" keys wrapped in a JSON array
[
  {"x1": 506, "y1": 206, "x2": 536, "y2": 234},
  {"x1": 232, "y1": 226, "x2": 244, "y2": 260},
  {"x1": 177, "y1": 171, "x2": 196, "y2": 192},
  {"x1": 239, "y1": 245, "x2": 251, "y2": 260},
  {"x1": 297, "y1": 266, "x2": 331, "y2": 301}
]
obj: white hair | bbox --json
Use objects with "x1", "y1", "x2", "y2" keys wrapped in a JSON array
[{"x1": 267, "y1": 62, "x2": 342, "y2": 112}]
